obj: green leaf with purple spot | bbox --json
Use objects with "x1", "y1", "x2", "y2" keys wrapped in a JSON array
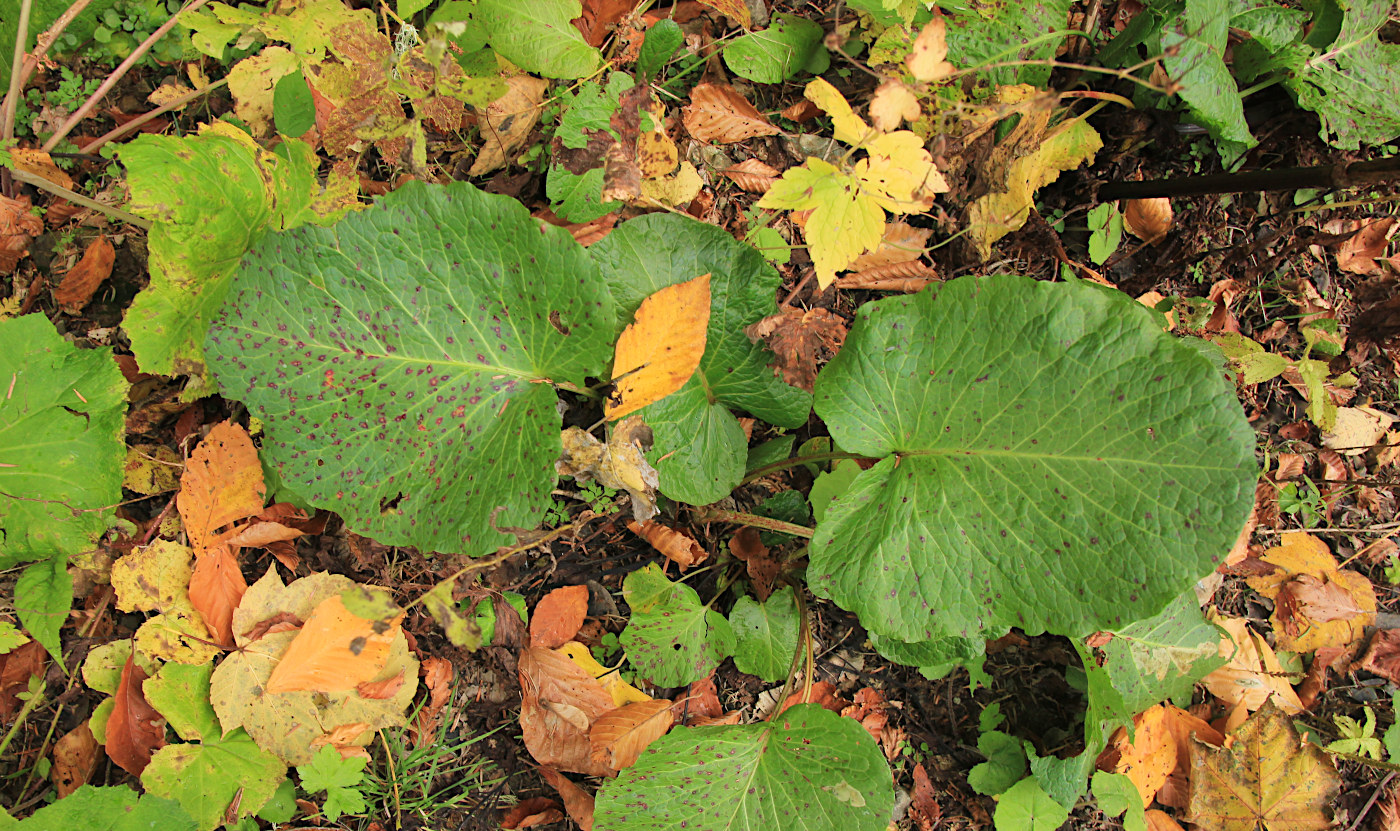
[
  {"x1": 619, "y1": 564, "x2": 734, "y2": 687},
  {"x1": 205, "y1": 181, "x2": 615, "y2": 555},
  {"x1": 594, "y1": 703, "x2": 893, "y2": 831},
  {"x1": 810, "y1": 274, "x2": 1256, "y2": 643}
]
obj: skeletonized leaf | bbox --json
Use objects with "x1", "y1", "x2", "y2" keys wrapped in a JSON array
[
  {"x1": 177, "y1": 421, "x2": 265, "y2": 553},
  {"x1": 590, "y1": 699, "x2": 675, "y2": 770},
  {"x1": 607, "y1": 273, "x2": 711, "y2": 419},
  {"x1": 265, "y1": 595, "x2": 401, "y2": 694},
  {"x1": 682, "y1": 83, "x2": 781, "y2": 144}
]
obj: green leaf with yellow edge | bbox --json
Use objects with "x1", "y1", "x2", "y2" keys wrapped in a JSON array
[
  {"x1": 112, "y1": 541, "x2": 194, "y2": 614},
  {"x1": 1186, "y1": 700, "x2": 1340, "y2": 831},
  {"x1": 966, "y1": 118, "x2": 1101, "y2": 258}
]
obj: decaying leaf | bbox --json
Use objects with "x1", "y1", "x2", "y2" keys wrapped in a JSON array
[
  {"x1": 1322, "y1": 406, "x2": 1394, "y2": 456},
  {"x1": 531, "y1": 585, "x2": 591, "y2": 649},
  {"x1": 469, "y1": 75, "x2": 549, "y2": 176},
  {"x1": 1202, "y1": 614, "x2": 1304, "y2": 713},
  {"x1": 54, "y1": 236, "x2": 116, "y2": 312},
  {"x1": 627, "y1": 520, "x2": 708, "y2": 569},
  {"x1": 835, "y1": 261, "x2": 938, "y2": 292},
  {"x1": 723, "y1": 158, "x2": 780, "y2": 193},
  {"x1": 52, "y1": 721, "x2": 100, "y2": 797},
  {"x1": 557, "y1": 415, "x2": 661, "y2": 521},
  {"x1": 558, "y1": 641, "x2": 652, "y2": 708},
  {"x1": 178, "y1": 421, "x2": 265, "y2": 553},
  {"x1": 848, "y1": 220, "x2": 932, "y2": 272},
  {"x1": 590, "y1": 699, "x2": 675, "y2": 770},
  {"x1": 1124, "y1": 198, "x2": 1173, "y2": 244},
  {"x1": 745, "y1": 307, "x2": 848, "y2": 393},
  {"x1": 7, "y1": 148, "x2": 74, "y2": 190},
  {"x1": 697, "y1": 0, "x2": 750, "y2": 26},
  {"x1": 1245, "y1": 531, "x2": 1376, "y2": 652},
  {"x1": 607, "y1": 273, "x2": 711, "y2": 419},
  {"x1": 0, "y1": 193, "x2": 44, "y2": 274},
  {"x1": 502, "y1": 796, "x2": 564, "y2": 829},
  {"x1": 107, "y1": 651, "x2": 166, "y2": 776},
  {"x1": 1358, "y1": 628, "x2": 1400, "y2": 685},
  {"x1": 639, "y1": 160, "x2": 704, "y2": 207},
  {"x1": 905, "y1": 17, "x2": 956, "y2": 82},
  {"x1": 1332, "y1": 217, "x2": 1395, "y2": 275},
  {"x1": 265, "y1": 595, "x2": 402, "y2": 694},
  {"x1": 1186, "y1": 700, "x2": 1339, "y2": 831},
  {"x1": 727, "y1": 526, "x2": 779, "y2": 600},
  {"x1": 682, "y1": 83, "x2": 781, "y2": 143},
  {"x1": 519, "y1": 646, "x2": 616, "y2": 776},
  {"x1": 111, "y1": 540, "x2": 193, "y2": 614},
  {"x1": 412, "y1": 656, "x2": 454, "y2": 746},
  {"x1": 540, "y1": 766, "x2": 596, "y2": 831}
]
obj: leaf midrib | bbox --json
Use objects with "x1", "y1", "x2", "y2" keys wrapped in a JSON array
[{"x1": 900, "y1": 446, "x2": 1242, "y2": 470}]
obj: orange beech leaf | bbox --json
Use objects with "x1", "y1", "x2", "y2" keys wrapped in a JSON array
[
  {"x1": 54, "y1": 236, "x2": 115, "y2": 312},
  {"x1": 1145, "y1": 809, "x2": 1186, "y2": 831},
  {"x1": 502, "y1": 797, "x2": 564, "y2": 829},
  {"x1": 413, "y1": 657, "x2": 454, "y2": 746},
  {"x1": 539, "y1": 767, "x2": 596, "y2": 831},
  {"x1": 627, "y1": 520, "x2": 708, "y2": 569},
  {"x1": 107, "y1": 651, "x2": 166, "y2": 776},
  {"x1": 530, "y1": 585, "x2": 591, "y2": 649},
  {"x1": 177, "y1": 421, "x2": 265, "y2": 553},
  {"x1": 607, "y1": 274, "x2": 711, "y2": 420},
  {"x1": 357, "y1": 669, "x2": 406, "y2": 700},
  {"x1": 589, "y1": 699, "x2": 675, "y2": 770},
  {"x1": 690, "y1": 713, "x2": 743, "y2": 726},
  {"x1": 0, "y1": 194, "x2": 43, "y2": 274},
  {"x1": 672, "y1": 672, "x2": 723, "y2": 724},
  {"x1": 220, "y1": 520, "x2": 304, "y2": 548},
  {"x1": 681, "y1": 83, "x2": 779, "y2": 144},
  {"x1": 188, "y1": 544, "x2": 247, "y2": 647},
  {"x1": 835, "y1": 261, "x2": 937, "y2": 292},
  {"x1": 265, "y1": 595, "x2": 402, "y2": 694},
  {"x1": 910, "y1": 763, "x2": 941, "y2": 830},
  {"x1": 722, "y1": 158, "x2": 780, "y2": 193},
  {"x1": 518, "y1": 646, "x2": 615, "y2": 777}
]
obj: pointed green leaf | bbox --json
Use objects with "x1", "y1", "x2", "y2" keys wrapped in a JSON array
[
  {"x1": 730, "y1": 586, "x2": 799, "y2": 682},
  {"x1": 472, "y1": 0, "x2": 601, "y2": 78},
  {"x1": 16, "y1": 556, "x2": 71, "y2": 659},
  {"x1": 723, "y1": 14, "x2": 825, "y2": 83}
]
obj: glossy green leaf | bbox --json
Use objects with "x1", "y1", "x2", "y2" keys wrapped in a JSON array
[
  {"x1": 595, "y1": 704, "x2": 894, "y2": 831},
  {"x1": 810, "y1": 275, "x2": 1255, "y2": 643},
  {"x1": 730, "y1": 586, "x2": 799, "y2": 682},
  {"x1": 620, "y1": 565, "x2": 735, "y2": 687},
  {"x1": 205, "y1": 182, "x2": 615, "y2": 555},
  {"x1": 472, "y1": 0, "x2": 601, "y2": 78},
  {"x1": 591, "y1": 214, "x2": 812, "y2": 504},
  {"x1": 810, "y1": 459, "x2": 861, "y2": 524},
  {"x1": 16, "y1": 557, "x2": 72, "y2": 660},
  {"x1": 142, "y1": 728, "x2": 287, "y2": 831},
  {"x1": 0, "y1": 315, "x2": 126, "y2": 569},
  {"x1": 723, "y1": 14, "x2": 825, "y2": 83},
  {"x1": 17, "y1": 785, "x2": 195, "y2": 831}
]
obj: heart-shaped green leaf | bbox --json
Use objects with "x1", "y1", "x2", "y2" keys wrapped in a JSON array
[
  {"x1": 206, "y1": 181, "x2": 615, "y2": 554},
  {"x1": 810, "y1": 274, "x2": 1255, "y2": 643}
]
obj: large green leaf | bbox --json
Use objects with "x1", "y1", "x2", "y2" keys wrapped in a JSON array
[
  {"x1": 1101, "y1": 591, "x2": 1225, "y2": 714},
  {"x1": 591, "y1": 214, "x2": 811, "y2": 504},
  {"x1": 722, "y1": 14, "x2": 826, "y2": 84},
  {"x1": 1283, "y1": 0, "x2": 1400, "y2": 149},
  {"x1": 142, "y1": 729, "x2": 287, "y2": 831},
  {"x1": 206, "y1": 181, "x2": 614, "y2": 555},
  {"x1": 595, "y1": 704, "x2": 894, "y2": 831},
  {"x1": 471, "y1": 0, "x2": 601, "y2": 78},
  {"x1": 810, "y1": 275, "x2": 1255, "y2": 643},
  {"x1": 0, "y1": 315, "x2": 126, "y2": 568},
  {"x1": 17, "y1": 785, "x2": 195, "y2": 831},
  {"x1": 121, "y1": 132, "x2": 349, "y2": 388},
  {"x1": 943, "y1": 0, "x2": 1073, "y2": 87}
]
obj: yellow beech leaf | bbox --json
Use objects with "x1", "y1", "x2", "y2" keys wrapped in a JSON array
[
  {"x1": 1245, "y1": 531, "x2": 1376, "y2": 652},
  {"x1": 265, "y1": 595, "x2": 402, "y2": 694},
  {"x1": 111, "y1": 540, "x2": 194, "y2": 614},
  {"x1": 1186, "y1": 700, "x2": 1339, "y2": 831},
  {"x1": 639, "y1": 160, "x2": 703, "y2": 207},
  {"x1": 805, "y1": 78, "x2": 873, "y2": 146},
  {"x1": 606, "y1": 273, "x2": 711, "y2": 420}
]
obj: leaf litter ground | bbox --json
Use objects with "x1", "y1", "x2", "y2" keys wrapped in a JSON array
[{"x1": 4, "y1": 0, "x2": 1400, "y2": 828}]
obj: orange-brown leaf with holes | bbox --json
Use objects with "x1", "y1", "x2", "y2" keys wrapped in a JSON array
[
  {"x1": 627, "y1": 520, "x2": 708, "y2": 569},
  {"x1": 52, "y1": 721, "x2": 100, "y2": 797},
  {"x1": 745, "y1": 307, "x2": 848, "y2": 393},
  {"x1": 519, "y1": 646, "x2": 616, "y2": 776},
  {"x1": 265, "y1": 595, "x2": 402, "y2": 694},
  {"x1": 590, "y1": 699, "x2": 675, "y2": 770},
  {"x1": 682, "y1": 83, "x2": 780, "y2": 143},
  {"x1": 107, "y1": 652, "x2": 166, "y2": 776},
  {"x1": 607, "y1": 274, "x2": 711, "y2": 419},
  {"x1": 531, "y1": 585, "x2": 592, "y2": 649},
  {"x1": 540, "y1": 767, "x2": 596, "y2": 831},
  {"x1": 188, "y1": 543, "x2": 247, "y2": 647},
  {"x1": 54, "y1": 236, "x2": 115, "y2": 312},
  {"x1": 178, "y1": 422, "x2": 266, "y2": 553}
]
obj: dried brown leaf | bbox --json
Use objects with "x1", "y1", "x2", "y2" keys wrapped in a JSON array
[
  {"x1": 727, "y1": 526, "x2": 779, "y2": 600},
  {"x1": 1123, "y1": 198, "x2": 1174, "y2": 244},
  {"x1": 502, "y1": 796, "x2": 564, "y2": 829},
  {"x1": 575, "y1": 0, "x2": 635, "y2": 46},
  {"x1": 910, "y1": 763, "x2": 941, "y2": 830},
  {"x1": 9, "y1": 148, "x2": 74, "y2": 190},
  {"x1": 54, "y1": 236, "x2": 115, "y2": 312},
  {"x1": 744, "y1": 307, "x2": 847, "y2": 393},
  {"x1": 778, "y1": 681, "x2": 849, "y2": 715},
  {"x1": 697, "y1": 0, "x2": 750, "y2": 26},
  {"x1": 519, "y1": 646, "x2": 616, "y2": 776},
  {"x1": 835, "y1": 261, "x2": 937, "y2": 292},
  {"x1": 52, "y1": 721, "x2": 100, "y2": 797},
  {"x1": 177, "y1": 422, "x2": 265, "y2": 554},
  {"x1": 849, "y1": 221, "x2": 932, "y2": 271},
  {"x1": 682, "y1": 83, "x2": 780, "y2": 144},
  {"x1": 188, "y1": 543, "x2": 247, "y2": 647},
  {"x1": 1359, "y1": 629, "x2": 1400, "y2": 685},
  {"x1": 469, "y1": 76, "x2": 549, "y2": 177},
  {"x1": 107, "y1": 651, "x2": 166, "y2": 776},
  {"x1": 539, "y1": 767, "x2": 596, "y2": 831},
  {"x1": 357, "y1": 669, "x2": 406, "y2": 700},
  {"x1": 0, "y1": 194, "x2": 44, "y2": 274},
  {"x1": 627, "y1": 520, "x2": 708, "y2": 569},
  {"x1": 1335, "y1": 218, "x2": 1395, "y2": 275},
  {"x1": 531, "y1": 585, "x2": 591, "y2": 649},
  {"x1": 721, "y1": 158, "x2": 779, "y2": 193},
  {"x1": 672, "y1": 673, "x2": 723, "y2": 724},
  {"x1": 589, "y1": 699, "x2": 675, "y2": 770}
]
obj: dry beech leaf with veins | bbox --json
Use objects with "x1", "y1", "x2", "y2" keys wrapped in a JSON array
[
  {"x1": 1322, "y1": 406, "x2": 1394, "y2": 456},
  {"x1": 1245, "y1": 531, "x2": 1376, "y2": 652},
  {"x1": 1124, "y1": 198, "x2": 1173, "y2": 244},
  {"x1": 502, "y1": 796, "x2": 565, "y2": 829},
  {"x1": 1202, "y1": 614, "x2": 1304, "y2": 713},
  {"x1": 849, "y1": 220, "x2": 932, "y2": 271},
  {"x1": 682, "y1": 83, "x2": 781, "y2": 143},
  {"x1": 589, "y1": 699, "x2": 675, "y2": 770},
  {"x1": 868, "y1": 80, "x2": 921, "y2": 132},
  {"x1": 606, "y1": 273, "x2": 711, "y2": 420},
  {"x1": 557, "y1": 641, "x2": 652, "y2": 708},
  {"x1": 627, "y1": 519, "x2": 708, "y2": 569},
  {"x1": 905, "y1": 16, "x2": 956, "y2": 82},
  {"x1": 744, "y1": 307, "x2": 848, "y2": 393},
  {"x1": 1333, "y1": 217, "x2": 1395, "y2": 275},
  {"x1": 836, "y1": 261, "x2": 937, "y2": 293},
  {"x1": 264, "y1": 594, "x2": 402, "y2": 694},
  {"x1": 54, "y1": 236, "x2": 115, "y2": 312},
  {"x1": 1187, "y1": 700, "x2": 1339, "y2": 831},
  {"x1": 722, "y1": 158, "x2": 780, "y2": 193},
  {"x1": 531, "y1": 585, "x2": 592, "y2": 649},
  {"x1": 518, "y1": 645, "x2": 616, "y2": 776},
  {"x1": 188, "y1": 543, "x2": 247, "y2": 647}
]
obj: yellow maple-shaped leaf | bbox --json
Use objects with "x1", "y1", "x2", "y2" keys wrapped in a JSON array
[
  {"x1": 856, "y1": 131, "x2": 948, "y2": 213},
  {"x1": 265, "y1": 595, "x2": 402, "y2": 694},
  {"x1": 1245, "y1": 531, "x2": 1376, "y2": 652},
  {"x1": 557, "y1": 641, "x2": 652, "y2": 707},
  {"x1": 606, "y1": 273, "x2": 711, "y2": 420},
  {"x1": 758, "y1": 157, "x2": 886, "y2": 286},
  {"x1": 869, "y1": 80, "x2": 922, "y2": 132},
  {"x1": 905, "y1": 17, "x2": 957, "y2": 82},
  {"x1": 1186, "y1": 700, "x2": 1339, "y2": 831},
  {"x1": 805, "y1": 78, "x2": 873, "y2": 145}
]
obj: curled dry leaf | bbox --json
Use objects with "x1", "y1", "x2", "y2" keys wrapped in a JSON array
[
  {"x1": 1202, "y1": 614, "x2": 1304, "y2": 713},
  {"x1": 722, "y1": 158, "x2": 780, "y2": 193},
  {"x1": 849, "y1": 221, "x2": 933, "y2": 271},
  {"x1": 188, "y1": 543, "x2": 247, "y2": 647},
  {"x1": 744, "y1": 307, "x2": 848, "y2": 393},
  {"x1": 672, "y1": 672, "x2": 723, "y2": 724},
  {"x1": 54, "y1": 236, "x2": 116, "y2": 312},
  {"x1": 107, "y1": 651, "x2": 166, "y2": 776},
  {"x1": 1123, "y1": 198, "x2": 1173, "y2": 243},
  {"x1": 1, "y1": 194, "x2": 44, "y2": 274},
  {"x1": 518, "y1": 646, "x2": 616, "y2": 776},
  {"x1": 412, "y1": 656, "x2": 454, "y2": 746},
  {"x1": 835, "y1": 261, "x2": 938, "y2": 293},
  {"x1": 531, "y1": 585, "x2": 592, "y2": 649},
  {"x1": 221, "y1": 520, "x2": 304, "y2": 548},
  {"x1": 682, "y1": 83, "x2": 780, "y2": 144},
  {"x1": 265, "y1": 595, "x2": 402, "y2": 694},
  {"x1": 502, "y1": 796, "x2": 564, "y2": 829},
  {"x1": 627, "y1": 519, "x2": 708, "y2": 569},
  {"x1": 540, "y1": 767, "x2": 596, "y2": 831},
  {"x1": 1333, "y1": 217, "x2": 1395, "y2": 275},
  {"x1": 778, "y1": 680, "x2": 849, "y2": 715},
  {"x1": 178, "y1": 421, "x2": 266, "y2": 553},
  {"x1": 607, "y1": 273, "x2": 711, "y2": 420},
  {"x1": 589, "y1": 699, "x2": 675, "y2": 770},
  {"x1": 910, "y1": 763, "x2": 941, "y2": 830},
  {"x1": 727, "y1": 526, "x2": 778, "y2": 600},
  {"x1": 52, "y1": 721, "x2": 100, "y2": 797},
  {"x1": 557, "y1": 416, "x2": 660, "y2": 521},
  {"x1": 1359, "y1": 628, "x2": 1400, "y2": 685},
  {"x1": 868, "y1": 80, "x2": 921, "y2": 132}
]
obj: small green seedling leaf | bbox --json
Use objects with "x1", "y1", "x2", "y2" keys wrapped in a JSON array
[
  {"x1": 1087, "y1": 203, "x2": 1123, "y2": 265},
  {"x1": 1327, "y1": 706, "x2": 1382, "y2": 759},
  {"x1": 809, "y1": 459, "x2": 861, "y2": 524},
  {"x1": 968, "y1": 731, "x2": 1027, "y2": 796},
  {"x1": 298, "y1": 745, "x2": 369, "y2": 821},
  {"x1": 730, "y1": 586, "x2": 800, "y2": 682}
]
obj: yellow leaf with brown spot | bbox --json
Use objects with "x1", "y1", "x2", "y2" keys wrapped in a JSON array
[
  {"x1": 606, "y1": 274, "x2": 710, "y2": 419},
  {"x1": 111, "y1": 540, "x2": 193, "y2": 614},
  {"x1": 905, "y1": 17, "x2": 956, "y2": 82},
  {"x1": 637, "y1": 129, "x2": 679, "y2": 179},
  {"x1": 1186, "y1": 700, "x2": 1339, "y2": 831},
  {"x1": 1245, "y1": 531, "x2": 1376, "y2": 652},
  {"x1": 469, "y1": 75, "x2": 549, "y2": 176},
  {"x1": 639, "y1": 160, "x2": 703, "y2": 207},
  {"x1": 265, "y1": 595, "x2": 402, "y2": 693}
]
